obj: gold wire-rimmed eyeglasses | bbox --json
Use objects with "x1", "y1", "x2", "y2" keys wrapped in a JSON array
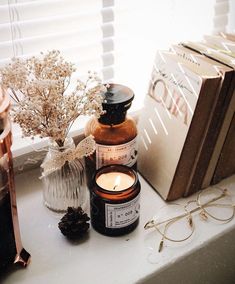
[{"x1": 144, "y1": 187, "x2": 235, "y2": 252}]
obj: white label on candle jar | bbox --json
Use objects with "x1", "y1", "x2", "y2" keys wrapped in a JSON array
[
  {"x1": 105, "y1": 194, "x2": 140, "y2": 228},
  {"x1": 96, "y1": 137, "x2": 138, "y2": 169}
]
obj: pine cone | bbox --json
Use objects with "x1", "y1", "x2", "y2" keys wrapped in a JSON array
[{"x1": 58, "y1": 207, "x2": 90, "y2": 239}]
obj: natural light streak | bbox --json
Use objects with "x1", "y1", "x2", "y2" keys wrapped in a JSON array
[
  {"x1": 144, "y1": 128, "x2": 152, "y2": 144},
  {"x1": 148, "y1": 118, "x2": 158, "y2": 135},
  {"x1": 177, "y1": 63, "x2": 198, "y2": 99},
  {"x1": 165, "y1": 83, "x2": 182, "y2": 117},
  {"x1": 141, "y1": 135, "x2": 148, "y2": 151},
  {"x1": 171, "y1": 73, "x2": 193, "y2": 115},
  {"x1": 154, "y1": 107, "x2": 168, "y2": 135},
  {"x1": 160, "y1": 96, "x2": 172, "y2": 119}
]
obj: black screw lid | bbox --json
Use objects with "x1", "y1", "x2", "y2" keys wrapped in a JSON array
[{"x1": 99, "y1": 84, "x2": 134, "y2": 125}]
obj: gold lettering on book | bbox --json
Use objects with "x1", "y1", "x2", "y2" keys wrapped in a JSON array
[{"x1": 150, "y1": 78, "x2": 188, "y2": 125}]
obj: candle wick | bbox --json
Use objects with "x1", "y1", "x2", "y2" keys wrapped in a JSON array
[{"x1": 113, "y1": 185, "x2": 117, "y2": 190}]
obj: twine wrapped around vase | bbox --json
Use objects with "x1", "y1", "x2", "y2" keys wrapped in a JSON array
[{"x1": 40, "y1": 135, "x2": 95, "y2": 177}]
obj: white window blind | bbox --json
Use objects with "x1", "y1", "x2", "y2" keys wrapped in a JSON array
[
  {"x1": 0, "y1": 0, "x2": 234, "y2": 157},
  {"x1": 0, "y1": 0, "x2": 114, "y2": 81}
]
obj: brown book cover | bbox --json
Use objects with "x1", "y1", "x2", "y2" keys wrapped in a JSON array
[
  {"x1": 203, "y1": 91, "x2": 235, "y2": 186},
  {"x1": 212, "y1": 112, "x2": 235, "y2": 183},
  {"x1": 138, "y1": 50, "x2": 221, "y2": 200},
  {"x1": 171, "y1": 44, "x2": 234, "y2": 195},
  {"x1": 182, "y1": 41, "x2": 235, "y2": 187}
]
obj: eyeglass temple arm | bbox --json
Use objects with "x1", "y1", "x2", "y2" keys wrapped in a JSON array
[{"x1": 144, "y1": 190, "x2": 227, "y2": 229}]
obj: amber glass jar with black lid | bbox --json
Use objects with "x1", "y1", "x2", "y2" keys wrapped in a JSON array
[
  {"x1": 90, "y1": 164, "x2": 140, "y2": 236},
  {"x1": 85, "y1": 84, "x2": 138, "y2": 188}
]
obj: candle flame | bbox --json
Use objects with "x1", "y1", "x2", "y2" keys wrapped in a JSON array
[{"x1": 113, "y1": 175, "x2": 121, "y2": 190}]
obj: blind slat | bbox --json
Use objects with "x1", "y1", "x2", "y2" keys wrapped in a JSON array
[
  {"x1": 0, "y1": 22, "x2": 114, "y2": 56},
  {"x1": 0, "y1": 0, "x2": 102, "y2": 24},
  {"x1": 0, "y1": 14, "x2": 102, "y2": 42}
]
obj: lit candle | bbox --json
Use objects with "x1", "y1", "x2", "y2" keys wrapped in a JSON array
[
  {"x1": 90, "y1": 165, "x2": 141, "y2": 236},
  {"x1": 96, "y1": 172, "x2": 134, "y2": 191}
]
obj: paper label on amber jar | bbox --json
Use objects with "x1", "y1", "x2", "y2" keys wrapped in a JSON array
[
  {"x1": 105, "y1": 194, "x2": 140, "y2": 228},
  {"x1": 96, "y1": 137, "x2": 138, "y2": 169}
]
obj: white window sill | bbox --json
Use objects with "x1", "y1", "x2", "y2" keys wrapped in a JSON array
[{"x1": 3, "y1": 169, "x2": 235, "y2": 284}]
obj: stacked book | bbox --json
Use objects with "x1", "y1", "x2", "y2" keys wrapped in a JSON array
[{"x1": 138, "y1": 33, "x2": 235, "y2": 201}]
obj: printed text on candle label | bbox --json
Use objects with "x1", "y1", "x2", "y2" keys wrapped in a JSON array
[
  {"x1": 96, "y1": 138, "x2": 138, "y2": 169},
  {"x1": 105, "y1": 194, "x2": 140, "y2": 228}
]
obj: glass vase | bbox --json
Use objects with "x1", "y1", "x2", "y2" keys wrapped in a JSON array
[{"x1": 42, "y1": 138, "x2": 88, "y2": 212}]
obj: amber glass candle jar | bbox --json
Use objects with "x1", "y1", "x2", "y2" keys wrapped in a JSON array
[{"x1": 90, "y1": 165, "x2": 140, "y2": 236}]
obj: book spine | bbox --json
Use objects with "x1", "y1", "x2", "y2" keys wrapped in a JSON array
[
  {"x1": 212, "y1": 112, "x2": 235, "y2": 184},
  {"x1": 167, "y1": 76, "x2": 221, "y2": 200},
  {"x1": 181, "y1": 41, "x2": 235, "y2": 190},
  {"x1": 203, "y1": 82, "x2": 235, "y2": 187},
  {"x1": 184, "y1": 71, "x2": 234, "y2": 195}
]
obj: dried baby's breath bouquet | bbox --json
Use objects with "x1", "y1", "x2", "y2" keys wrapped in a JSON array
[{"x1": 0, "y1": 50, "x2": 106, "y2": 148}]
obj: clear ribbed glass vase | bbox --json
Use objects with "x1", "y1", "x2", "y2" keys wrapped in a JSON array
[{"x1": 42, "y1": 138, "x2": 88, "y2": 212}]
